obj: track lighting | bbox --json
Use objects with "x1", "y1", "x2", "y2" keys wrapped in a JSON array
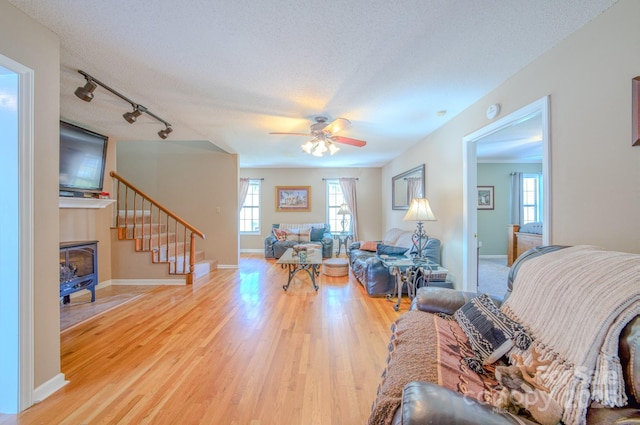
[
  {"x1": 158, "y1": 125, "x2": 173, "y2": 139},
  {"x1": 122, "y1": 104, "x2": 147, "y2": 123},
  {"x1": 74, "y1": 70, "x2": 173, "y2": 139},
  {"x1": 74, "y1": 78, "x2": 97, "y2": 102}
]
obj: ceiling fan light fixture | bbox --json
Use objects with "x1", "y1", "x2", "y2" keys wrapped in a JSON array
[
  {"x1": 328, "y1": 142, "x2": 340, "y2": 155},
  {"x1": 314, "y1": 140, "x2": 328, "y2": 156},
  {"x1": 302, "y1": 140, "x2": 314, "y2": 154}
]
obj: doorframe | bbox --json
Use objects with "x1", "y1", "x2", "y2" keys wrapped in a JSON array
[
  {"x1": 462, "y1": 96, "x2": 551, "y2": 292},
  {"x1": 0, "y1": 54, "x2": 35, "y2": 413}
]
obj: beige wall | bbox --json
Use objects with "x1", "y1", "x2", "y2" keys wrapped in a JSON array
[
  {"x1": 0, "y1": 1, "x2": 61, "y2": 390},
  {"x1": 116, "y1": 141, "x2": 239, "y2": 266},
  {"x1": 383, "y1": 0, "x2": 640, "y2": 286},
  {"x1": 477, "y1": 163, "x2": 543, "y2": 256},
  {"x1": 59, "y1": 136, "x2": 117, "y2": 283},
  {"x1": 3, "y1": 0, "x2": 639, "y2": 401},
  {"x1": 239, "y1": 168, "x2": 382, "y2": 250}
]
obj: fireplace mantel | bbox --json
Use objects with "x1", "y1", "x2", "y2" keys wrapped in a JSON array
[{"x1": 59, "y1": 197, "x2": 115, "y2": 209}]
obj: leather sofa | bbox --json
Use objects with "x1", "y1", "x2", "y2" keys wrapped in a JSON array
[
  {"x1": 348, "y1": 228, "x2": 442, "y2": 296},
  {"x1": 371, "y1": 246, "x2": 640, "y2": 425},
  {"x1": 264, "y1": 223, "x2": 333, "y2": 259}
]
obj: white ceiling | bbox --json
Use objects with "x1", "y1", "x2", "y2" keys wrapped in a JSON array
[
  {"x1": 476, "y1": 111, "x2": 543, "y2": 163},
  {"x1": 7, "y1": 0, "x2": 617, "y2": 168}
]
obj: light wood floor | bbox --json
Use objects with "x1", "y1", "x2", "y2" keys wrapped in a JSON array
[{"x1": 1, "y1": 253, "x2": 408, "y2": 425}]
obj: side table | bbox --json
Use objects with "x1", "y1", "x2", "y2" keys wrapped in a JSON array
[
  {"x1": 333, "y1": 233, "x2": 353, "y2": 257},
  {"x1": 379, "y1": 256, "x2": 446, "y2": 311},
  {"x1": 386, "y1": 265, "x2": 423, "y2": 311}
]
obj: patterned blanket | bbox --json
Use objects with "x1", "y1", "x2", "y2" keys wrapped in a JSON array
[
  {"x1": 502, "y1": 245, "x2": 640, "y2": 425},
  {"x1": 368, "y1": 311, "x2": 499, "y2": 425}
]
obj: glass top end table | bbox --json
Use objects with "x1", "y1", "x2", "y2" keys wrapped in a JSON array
[{"x1": 378, "y1": 255, "x2": 446, "y2": 311}]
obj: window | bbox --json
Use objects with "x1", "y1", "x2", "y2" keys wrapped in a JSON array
[
  {"x1": 522, "y1": 174, "x2": 542, "y2": 224},
  {"x1": 326, "y1": 180, "x2": 350, "y2": 234},
  {"x1": 240, "y1": 179, "x2": 261, "y2": 234}
]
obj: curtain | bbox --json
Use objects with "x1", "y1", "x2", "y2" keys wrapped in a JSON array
[
  {"x1": 406, "y1": 177, "x2": 422, "y2": 203},
  {"x1": 339, "y1": 178, "x2": 359, "y2": 241},
  {"x1": 509, "y1": 172, "x2": 523, "y2": 225},
  {"x1": 238, "y1": 178, "x2": 250, "y2": 213}
]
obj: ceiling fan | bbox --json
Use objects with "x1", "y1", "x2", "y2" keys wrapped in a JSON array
[{"x1": 270, "y1": 116, "x2": 366, "y2": 157}]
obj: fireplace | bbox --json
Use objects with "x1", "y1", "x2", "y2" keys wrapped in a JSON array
[{"x1": 60, "y1": 240, "x2": 98, "y2": 304}]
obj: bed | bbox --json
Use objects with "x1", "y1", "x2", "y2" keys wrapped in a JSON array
[{"x1": 507, "y1": 222, "x2": 543, "y2": 266}]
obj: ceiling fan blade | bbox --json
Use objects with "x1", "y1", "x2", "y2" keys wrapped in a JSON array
[
  {"x1": 322, "y1": 118, "x2": 351, "y2": 135},
  {"x1": 331, "y1": 136, "x2": 366, "y2": 147},
  {"x1": 269, "y1": 132, "x2": 313, "y2": 136}
]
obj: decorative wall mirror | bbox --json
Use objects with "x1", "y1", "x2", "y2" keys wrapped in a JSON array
[{"x1": 392, "y1": 164, "x2": 425, "y2": 210}]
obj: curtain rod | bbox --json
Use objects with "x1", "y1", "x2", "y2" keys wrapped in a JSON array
[
  {"x1": 243, "y1": 177, "x2": 264, "y2": 180},
  {"x1": 322, "y1": 178, "x2": 359, "y2": 181}
]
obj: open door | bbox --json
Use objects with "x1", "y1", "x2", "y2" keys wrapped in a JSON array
[
  {"x1": 0, "y1": 55, "x2": 35, "y2": 413},
  {"x1": 462, "y1": 96, "x2": 551, "y2": 292}
]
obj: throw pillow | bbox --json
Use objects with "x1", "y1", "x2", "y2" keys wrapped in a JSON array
[
  {"x1": 360, "y1": 241, "x2": 379, "y2": 252},
  {"x1": 284, "y1": 228, "x2": 299, "y2": 242},
  {"x1": 298, "y1": 228, "x2": 311, "y2": 242},
  {"x1": 273, "y1": 228, "x2": 287, "y2": 241},
  {"x1": 454, "y1": 293, "x2": 531, "y2": 366},
  {"x1": 377, "y1": 244, "x2": 409, "y2": 256},
  {"x1": 310, "y1": 226, "x2": 326, "y2": 241}
]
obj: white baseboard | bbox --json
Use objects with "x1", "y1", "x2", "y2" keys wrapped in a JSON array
[
  {"x1": 33, "y1": 373, "x2": 68, "y2": 404},
  {"x1": 217, "y1": 264, "x2": 239, "y2": 269},
  {"x1": 479, "y1": 254, "x2": 508, "y2": 259},
  {"x1": 109, "y1": 279, "x2": 185, "y2": 286},
  {"x1": 240, "y1": 249, "x2": 263, "y2": 253}
]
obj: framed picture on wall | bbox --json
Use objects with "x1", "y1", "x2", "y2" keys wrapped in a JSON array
[
  {"x1": 633, "y1": 76, "x2": 640, "y2": 146},
  {"x1": 275, "y1": 186, "x2": 311, "y2": 212},
  {"x1": 477, "y1": 186, "x2": 494, "y2": 210}
]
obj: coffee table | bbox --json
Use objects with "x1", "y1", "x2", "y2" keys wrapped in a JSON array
[{"x1": 277, "y1": 247, "x2": 322, "y2": 291}]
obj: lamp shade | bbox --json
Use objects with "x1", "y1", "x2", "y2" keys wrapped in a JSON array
[
  {"x1": 403, "y1": 198, "x2": 436, "y2": 221},
  {"x1": 337, "y1": 203, "x2": 351, "y2": 215}
]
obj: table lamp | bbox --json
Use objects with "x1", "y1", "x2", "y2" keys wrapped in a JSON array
[
  {"x1": 337, "y1": 203, "x2": 351, "y2": 233},
  {"x1": 403, "y1": 198, "x2": 436, "y2": 262}
]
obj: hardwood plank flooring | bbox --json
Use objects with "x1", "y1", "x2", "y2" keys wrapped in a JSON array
[
  {"x1": 0, "y1": 254, "x2": 409, "y2": 425},
  {"x1": 61, "y1": 285, "x2": 159, "y2": 331}
]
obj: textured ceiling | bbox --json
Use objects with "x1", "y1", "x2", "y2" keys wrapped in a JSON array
[{"x1": 7, "y1": 0, "x2": 617, "y2": 167}]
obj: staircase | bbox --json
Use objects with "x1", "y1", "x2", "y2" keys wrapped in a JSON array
[{"x1": 111, "y1": 171, "x2": 217, "y2": 284}]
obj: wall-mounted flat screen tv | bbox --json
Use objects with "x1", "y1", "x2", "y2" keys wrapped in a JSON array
[{"x1": 59, "y1": 121, "x2": 108, "y2": 195}]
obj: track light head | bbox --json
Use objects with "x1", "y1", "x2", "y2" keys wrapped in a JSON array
[
  {"x1": 75, "y1": 70, "x2": 174, "y2": 137},
  {"x1": 74, "y1": 79, "x2": 97, "y2": 102},
  {"x1": 123, "y1": 106, "x2": 143, "y2": 123},
  {"x1": 158, "y1": 126, "x2": 173, "y2": 139}
]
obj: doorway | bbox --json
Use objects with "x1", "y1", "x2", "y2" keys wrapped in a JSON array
[
  {"x1": 462, "y1": 96, "x2": 551, "y2": 292},
  {"x1": 0, "y1": 56, "x2": 35, "y2": 413}
]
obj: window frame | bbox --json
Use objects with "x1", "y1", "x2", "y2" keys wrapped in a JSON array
[
  {"x1": 522, "y1": 173, "x2": 543, "y2": 224},
  {"x1": 326, "y1": 180, "x2": 350, "y2": 234},
  {"x1": 239, "y1": 179, "x2": 261, "y2": 235}
]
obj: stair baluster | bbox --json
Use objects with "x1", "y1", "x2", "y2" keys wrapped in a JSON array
[{"x1": 110, "y1": 171, "x2": 206, "y2": 284}]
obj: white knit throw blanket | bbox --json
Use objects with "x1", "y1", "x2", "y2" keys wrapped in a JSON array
[{"x1": 501, "y1": 245, "x2": 640, "y2": 425}]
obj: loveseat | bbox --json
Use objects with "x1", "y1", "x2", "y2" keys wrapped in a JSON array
[
  {"x1": 348, "y1": 228, "x2": 442, "y2": 296},
  {"x1": 369, "y1": 245, "x2": 640, "y2": 425},
  {"x1": 264, "y1": 223, "x2": 333, "y2": 259}
]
